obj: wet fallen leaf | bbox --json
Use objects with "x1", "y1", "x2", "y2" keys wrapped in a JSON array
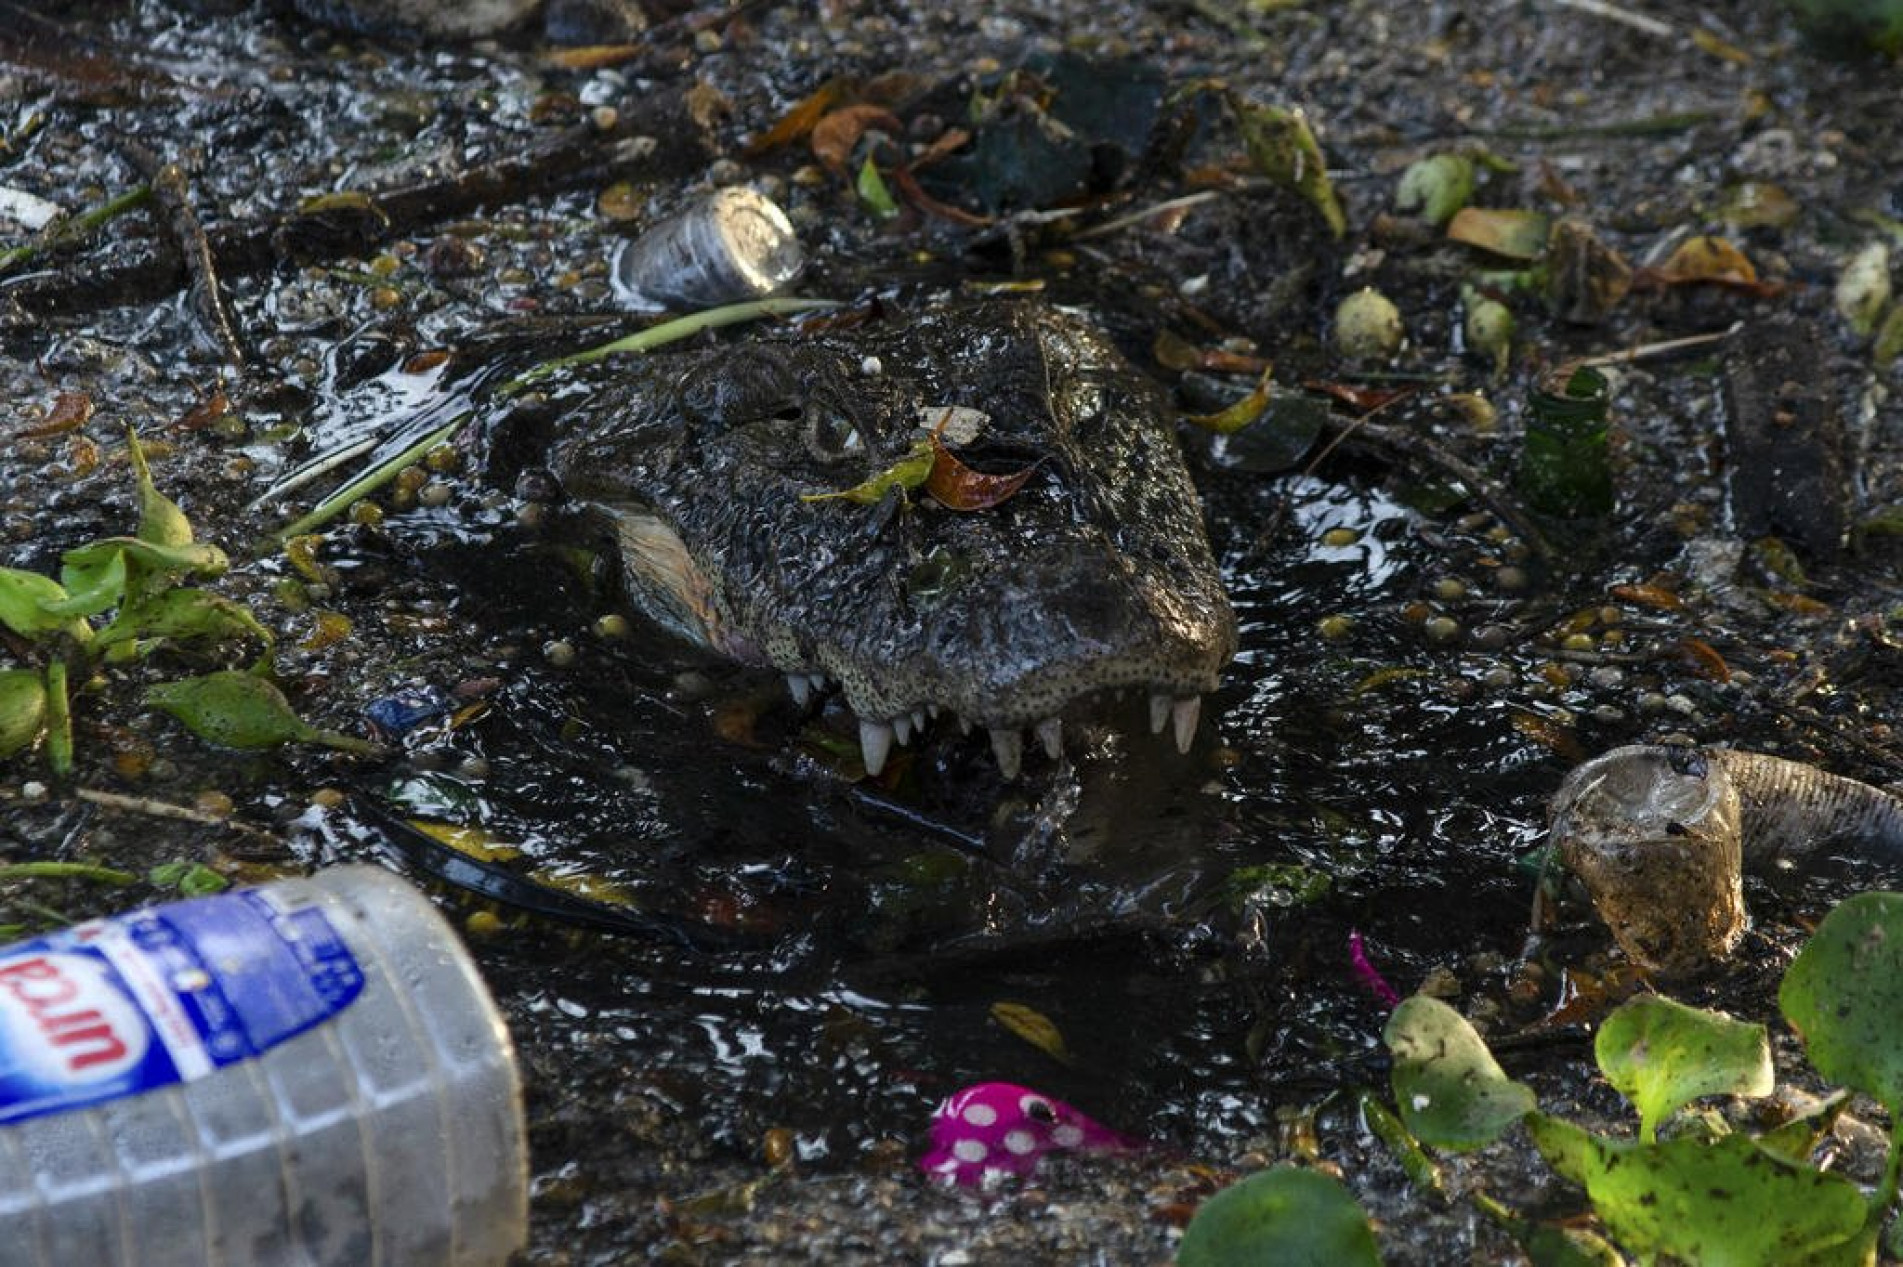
[
  {"x1": 1302, "y1": 379, "x2": 1415, "y2": 413},
  {"x1": 1762, "y1": 591, "x2": 1832, "y2": 617},
  {"x1": 990, "y1": 1001, "x2": 1073, "y2": 1064},
  {"x1": 801, "y1": 436, "x2": 934, "y2": 504},
  {"x1": 173, "y1": 387, "x2": 231, "y2": 431},
  {"x1": 1512, "y1": 710, "x2": 1585, "y2": 762},
  {"x1": 1184, "y1": 369, "x2": 1274, "y2": 434},
  {"x1": 1154, "y1": 329, "x2": 1270, "y2": 375},
  {"x1": 1352, "y1": 666, "x2": 1430, "y2": 696},
  {"x1": 409, "y1": 820, "x2": 524, "y2": 863},
  {"x1": 925, "y1": 425, "x2": 1038, "y2": 511},
  {"x1": 810, "y1": 104, "x2": 903, "y2": 173},
  {"x1": 147, "y1": 670, "x2": 379, "y2": 754},
  {"x1": 1690, "y1": 27, "x2": 1753, "y2": 63},
  {"x1": 542, "y1": 44, "x2": 644, "y2": 72},
  {"x1": 1447, "y1": 207, "x2": 1551, "y2": 261},
  {"x1": 403, "y1": 349, "x2": 452, "y2": 375},
  {"x1": 18, "y1": 390, "x2": 92, "y2": 439},
  {"x1": 284, "y1": 533, "x2": 330, "y2": 583},
  {"x1": 1609, "y1": 582, "x2": 1683, "y2": 610},
  {"x1": 855, "y1": 154, "x2": 900, "y2": 219},
  {"x1": 1716, "y1": 181, "x2": 1799, "y2": 231},
  {"x1": 889, "y1": 166, "x2": 991, "y2": 227},
  {"x1": 1677, "y1": 637, "x2": 1731, "y2": 682},
  {"x1": 744, "y1": 77, "x2": 855, "y2": 157}
]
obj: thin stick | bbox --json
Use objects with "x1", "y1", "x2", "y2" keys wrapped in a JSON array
[
  {"x1": 1569, "y1": 325, "x2": 1738, "y2": 370},
  {"x1": 1547, "y1": 0, "x2": 1675, "y2": 38},
  {"x1": 0, "y1": 184, "x2": 151, "y2": 277},
  {"x1": 119, "y1": 139, "x2": 248, "y2": 367},
  {"x1": 272, "y1": 413, "x2": 468, "y2": 542}
]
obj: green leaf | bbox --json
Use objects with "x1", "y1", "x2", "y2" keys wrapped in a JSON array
[
  {"x1": 1595, "y1": 995, "x2": 1773, "y2": 1142},
  {"x1": 1396, "y1": 153, "x2": 1476, "y2": 225},
  {"x1": 1230, "y1": 95, "x2": 1346, "y2": 238},
  {"x1": 126, "y1": 427, "x2": 194, "y2": 548},
  {"x1": 95, "y1": 588, "x2": 274, "y2": 653},
  {"x1": 0, "y1": 669, "x2": 47, "y2": 757},
  {"x1": 800, "y1": 437, "x2": 935, "y2": 505},
  {"x1": 1555, "y1": 1130, "x2": 1867, "y2": 1267},
  {"x1": 44, "y1": 546, "x2": 127, "y2": 618},
  {"x1": 62, "y1": 536, "x2": 227, "y2": 585},
  {"x1": 856, "y1": 154, "x2": 900, "y2": 219},
  {"x1": 146, "y1": 670, "x2": 378, "y2": 754},
  {"x1": 0, "y1": 567, "x2": 89, "y2": 641},
  {"x1": 1385, "y1": 995, "x2": 1537, "y2": 1151},
  {"x1": 1178, "y1": 1167, "x2": 1381, "y2": 1267},
  {"x1": 1781, "y1": 891, "x2": 1903, "y2": 1116},
  {"x1": 1526, "y1": 1111, "x2": 1606, "y2": 1188},
  {"x1": 148, "y1": 861, "x2": 230, "y2": 896}
]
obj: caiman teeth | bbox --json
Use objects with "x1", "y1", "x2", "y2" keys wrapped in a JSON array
[
  {"x1": 893, "y1": 713, "x2": 914, "y2": 745},
  {"x1": 990, "y1": 728, "x2": 1023, "y2": 780},
  {"x1": 1171, "y1": 696, "x2": 1201, "y2": 755},
  {"x1": 788, "y1": 675, "x2": 811, "y2": 708},
  {"x1": 860, "y1": 718, "x2": 894, "y2": 777},
  {"x1": 1035, "y1": 717, "x2": 1063, "y2": 761},
  {"x1": 1148, "y1": 693, "x2": 1172, "y2": 735},
  {"x1": 911, "y1": 707, "x2": 928, "y2": 736}
]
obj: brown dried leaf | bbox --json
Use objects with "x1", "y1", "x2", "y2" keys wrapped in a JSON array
[
  {"x1": 1677, "y1": 637, "x2": 1732, "y2": 682},
  {"x1": 811, "y1": 105, "x2": 903, "y2": 174},
  {"x1": 174, "y1": 388, "x2": 231, "y2": 431},
  {"x1": 542, "y1": 44, "x2": 644, "y2": 72},
  {"x1": 1446, "y1": 207, "x2": 1552, "y2": 261},
  {"x1": 744, "y1": 77, "x2": 854, "y2": 157},
  {"x1": 925, "y1": 420, "x2": 1038, "y2": 511},
  {"x1": 1609, "y1": 583, "x2": 1683, "y2": 610},
  {"x1": 890, "y1": 166, "x2": 991, "y2": 228},
  {"x1": 990, "y1": 1001, "x2": 1072, "y2": 1064},
  {"x1": 19, "y1": 390, "x2": 93, "y2": 439},
  {"x1": 1657, "y1": 235, "x2": 1758, "y2": 286},
  {"x1": 1303, "y1": 379, "x2": 1415, "y2": 414}
]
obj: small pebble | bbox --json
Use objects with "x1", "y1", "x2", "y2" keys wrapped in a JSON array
[
  {"x1": 1638, "y1": 691, "x2": 1670, "y2": 714},
  {"x1": 1470, "y1": 624, "x2": 1511, "y2": 651},
  {"x1": 466, "y1": 910, "x2": 505, "y2": 938},
  {"x1": 1560, "y1": 632, "x2": 1595, "y2": 653},
  {"x1": 20, "y1": 781, "x2": 49, "y2": 803},
  {"x1": 1480, "y1": 665, "x2": 1516, "y2": 689},
  {"x1": 1493, "y1": 566, "x2": 1528, "y2": 593},
  {"x1": 194, "y1": 789, "x2": 235, "y2": 818},
  {"x1": 310, "y1": 787, "x2": 348, "y2": 810},
  {"x1": 544, "y1": 639, "x2": 577, "y2": 668},
  {"x1": 1321, "y1": 526, "x2": 1361, "y2": 548},
  {"x1": 1424, "y1": 615, "x2": 1462, "y2": 644},
  {"x1": 457, "y1": 756, "x2": 492, "y2": 780},
  {"x1": 1588, "y1": 665, "x2": 1624, "y2": 689},
  {"x1": 418, "y1": 481, "x2": 452, "y2": 508},
  {"x1": 1431, "y1": 577, "x2": 1467, "y2": 601},
  {"x1": 1317, "y1": 614, "x2": 1355, "y2": 640},
  {"x1": 1591, "y1": 705, "x2": 1626, "y2": 724},
  {"x1": 592, "y1": 613, "x2": 631, "y2": 639}
]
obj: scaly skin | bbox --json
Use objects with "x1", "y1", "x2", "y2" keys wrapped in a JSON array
[{"x1": 508, "y1": 301, "x2": 1238, "y2": 777}]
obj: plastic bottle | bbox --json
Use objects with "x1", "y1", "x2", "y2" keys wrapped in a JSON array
[
  {"x1": 0, "y1": 865, "x2": 527, "y2": 1266},
  {"x1": 611, "y1": 186, "x2": 805, "y2": 312}
]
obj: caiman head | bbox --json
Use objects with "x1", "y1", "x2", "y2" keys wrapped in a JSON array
[{"x1": 536, "y1": 300, "x2": 1237, "y2": 778}]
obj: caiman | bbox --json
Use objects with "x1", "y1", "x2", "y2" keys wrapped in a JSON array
[{"x1": 495, "y1": 301, "x2": 1237, "y2": 779}]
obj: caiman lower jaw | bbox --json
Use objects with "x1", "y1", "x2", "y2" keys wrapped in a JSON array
[{"x1": 780, "y1": 670, "x2": 1216, "y2": 781}]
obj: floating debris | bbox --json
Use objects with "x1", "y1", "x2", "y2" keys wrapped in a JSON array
[{"x1": 611, "y1": 188, "x2": 805, "y2": 313}]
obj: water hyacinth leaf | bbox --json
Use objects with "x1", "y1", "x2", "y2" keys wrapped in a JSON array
[
  {"x1": 0, "y1": 668, "x2": 47, "y2": 757},
  {"x1": 856, "y1": 154, "x2": 900, "y2": 219},
  {"x1": 990, "y1": 1001, "x2": 1072, "y2": 1064},
  {"x1": 63, "y1": 536, "x2": 227, "y2": 586},
  {"x1": 801, "y1": 436, "x2": 934, "y2": 504},
  {"x1": 1525, "y1": 1110, "x2": 1607, "y2": 1188},
  {"x1": 44, "y1": 545, "x2": 126, "y2": 618},
  {"x1": 1229, "y1": 95, "x2": 1345, "y2": 239},
  {"x1": 1178, "y1": 1167, "x2": 1380, "y2": 1267},
  {"x1": 43, "y1": 660, "x2": 71, "y2": 776},
  {"x1": 1447, "y1": 207, "x2": 1552, "y2": 261},
  {"x1": 1568, "y1": 1131, "x2": 1867, "y2": 1267},
  {"x1": 148, "y1": 860, "x2": 230, "y2": 896},
  {"x1": 1396, "y1": 153, "x2": 1476, "y2": 225},
  {"x1": 126, "y1": 428, "x2": 194, "y2": 548},
  {"x1": 1595, "y1": 995, "x2": 1772, "y2": 1142},
  {"x1": 925, "y1": 435, "x2": 1037, "y2": 511},
  {"x1": 1755, "y1": 1091, "x2": 1849, "y2": 1166},
  {"x1": 147, "y1": 670, "x2": 378, "y2": 754},
  {"x1": 0, "y1": 567, "x2": 89, "y2": 640},
  {"x1": 1519, "y1": 1222, "x2": 1627, "y2": 1267},
  {"x1": 1184, "y1": 369, "x2": 1275, "y2": 435},
  {"x1": 95, "y1": 588, "x2": 273, "y2": 653},
  {"x1": 1780, "y1": 891, "x2": 1903, "y2": 1115},
  {"x1": 1385, "y1": 995, "x2": 1536, "y2": 1151},
  {"x1": 1874, "y1": 302, "x2": 1903, "y2": 368}
]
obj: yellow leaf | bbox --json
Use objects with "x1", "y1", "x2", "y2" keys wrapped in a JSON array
[{"x1": 990, "y1": 1001, "x2": 1072, "y2": 1064}]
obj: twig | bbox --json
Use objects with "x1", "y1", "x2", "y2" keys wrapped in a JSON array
[
  {"x1": 0, "y1": 183, "x2": 151, "y2": 277},
  {"x1": 1546, "y1": 0, "x2": 1675, "y2": 39},
  {"x1": 2, "y1": 91, "x2": 715, "y2": 324},
  {"x1": 118, "y1": 138, "x2": 249, "y2": 367},
  {"x1": 1568, "y1": 324, "x2": 1738, "y2": 371},
  {"x1": 0, "y1": 785, "x2": 281, "y2": 844},
  {"x1": 1070, "y1": 189, "x2": 1224, "y2": 241},
  {"x1": 272, "y1": 413, "x2": 469, "y2": 541}
]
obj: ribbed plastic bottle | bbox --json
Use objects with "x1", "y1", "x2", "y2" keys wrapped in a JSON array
[{"x1": 0, "y1": 865, "x2": 528, "y2": 1266}]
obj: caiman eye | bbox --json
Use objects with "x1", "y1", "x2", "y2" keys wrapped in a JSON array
[{"x1": 804, "y1": 407, "x2": 865, "y2": 461}]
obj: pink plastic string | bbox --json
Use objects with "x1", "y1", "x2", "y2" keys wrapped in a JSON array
[{"x1": 1349, "y1": 930, "x2": 1402, "y2": 1010}]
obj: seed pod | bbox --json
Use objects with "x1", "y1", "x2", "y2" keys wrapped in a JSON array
[
  {"x1": 1333, "y1": 287, "x2": 1405, "y2": 363},
  {"x1": 611, "y1": 188, "x2": 805, "y2": 313}
]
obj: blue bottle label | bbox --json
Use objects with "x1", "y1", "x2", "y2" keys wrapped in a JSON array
[{"x1": 0, "y1": 886, "x2": 364, "y2": 1124}]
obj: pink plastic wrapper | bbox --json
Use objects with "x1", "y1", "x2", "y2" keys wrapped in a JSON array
[{"x1": 920, "y1": 1082, "x2": 1139, "y2": 1187}]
